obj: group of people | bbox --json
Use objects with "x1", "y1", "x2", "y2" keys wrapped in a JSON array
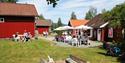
[
  {"x1": 13, "y1": 30, "x2": 32, "y2": 42},
  {"x1": 55, "y1": 31, "x2": 90, "y2": 46}
]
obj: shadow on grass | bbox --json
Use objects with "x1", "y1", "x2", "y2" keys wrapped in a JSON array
[
  {"x1": 97, "y1": 52, "x2": 107, "y2": 56},
  {"x1": 97, "y1": 52, "x2": 125, "y2": 63},
  {"x1": 97, "y1": 51, "x2": 119, "y2": 57}
]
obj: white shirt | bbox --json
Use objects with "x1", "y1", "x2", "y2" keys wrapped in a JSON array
[
  {"x1": 23, "y1": 32, "x2": 28, "y2": 37},
  {"x1": 72, "y1": 38, "x2": 78, "y2": 43}
]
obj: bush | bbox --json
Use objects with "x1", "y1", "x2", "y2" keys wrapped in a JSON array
[{"x1": 117, "y1": 40, "x2": 125, "y2": 52}]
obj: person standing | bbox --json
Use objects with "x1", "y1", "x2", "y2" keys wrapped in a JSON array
[
  {"x1": 35, "y1": 29, "x2": 39, "y2": 39},
  {"x1": 45, "y1": 31, "x2": 48, "y2": 38},
  {"x1": 84, "y1": 33, "x2": 89, "y2": 45},
  {"x1": 77, "y1": 31, "x2": 81, "y2": 46},
  {"x1": 72, "y1": 36, "x2": 78, "y2": 46}
]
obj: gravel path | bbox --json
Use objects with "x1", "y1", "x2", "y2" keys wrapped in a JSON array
[{"x1": 39, "y1": 36, "x2": 102, "y2": 48}]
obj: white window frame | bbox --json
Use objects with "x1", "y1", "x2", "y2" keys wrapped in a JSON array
[{"x1": 0, "y1": 18, "x2": 4, "y2": 23}]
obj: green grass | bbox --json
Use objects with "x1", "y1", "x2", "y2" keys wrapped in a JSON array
[{"x1": 0, "y1": 39, "x2": 119, "y2": 63}]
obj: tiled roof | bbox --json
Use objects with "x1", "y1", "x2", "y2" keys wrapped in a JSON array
[
  {"x1": 69, "y1": 19, "x2": 89, "y2": 27},
  {"x1": 86, "y1": 14, "x2": 107, "y2": 28},
  {"x1": 35, "y1": 19, "x2": 52, "y2": 26},
  {"x1": 0, "y1": 3, "x2": 38, "y2": 16}
]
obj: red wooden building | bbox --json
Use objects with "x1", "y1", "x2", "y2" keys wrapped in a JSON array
[
  {"x1": 86, "y1": 14, "x2": 113, "y2": 42},
  {"x1": 0, "y1": 3, "x2": 38, "y2": 38},
  {"x1": 87, "y1": 14, "x2": 124, "y2": 42},
  {"x1": 68, "y1": 19, "x2": 89, "y2": 35},
  {"x1": 35, "y1": 19, "x2": 52, "y2": 34}
]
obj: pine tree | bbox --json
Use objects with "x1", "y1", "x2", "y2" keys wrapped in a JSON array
[
  {"x1": 57, "y1": 18, "x2": 62, "y2": 27},
  {"x1": 70, "y1": 12, "x2": 77, "y2": 19}
]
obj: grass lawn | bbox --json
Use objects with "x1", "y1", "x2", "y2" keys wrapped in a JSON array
[{"x1": 0, "y1": 39, "x2": 119, "y2": 63}]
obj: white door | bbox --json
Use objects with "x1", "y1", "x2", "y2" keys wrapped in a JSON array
[
  {"x1": 97, "y1": 29, "x2": 101, "y2": 41},
  {"x1": 90, "y1": 29, "x2": 93, "y2": 37}
]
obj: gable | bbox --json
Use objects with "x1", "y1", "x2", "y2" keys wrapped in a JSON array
[
  {"x1": 69, "y1": 19, "x2": 89, "y2": 27},
  {"x1": 0, "y1": 3, "x2": 38, "y2": 16}
]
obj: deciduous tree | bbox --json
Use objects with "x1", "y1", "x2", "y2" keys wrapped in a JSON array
[
  {"x1": 39, "y1": 14, "x2": 45, "y2": 20},
  {"x1": 46, "y1": 0, "x2": 59, "y2": 7},
  {"x1": 85, "y1": 7, "x2": 97, "y2": 20}
]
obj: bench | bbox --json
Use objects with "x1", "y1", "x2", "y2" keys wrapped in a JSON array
[
  {"x1": 12, "y1": 34, "x2": 25, "y2": 42},
  {"x1": 65, "y1": 55, "x2": 90, "y2": 63}
]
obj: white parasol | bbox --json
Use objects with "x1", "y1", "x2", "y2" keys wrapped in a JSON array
[{"x1": 75, "y1": 25, "x2": 92, "y2": 30}]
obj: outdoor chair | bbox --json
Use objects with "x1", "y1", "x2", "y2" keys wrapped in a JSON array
[
  {"x1": 48, "y1": 56, "x2": 55, "y2": 63},
  {"x1": 106, "y1": 46, "x2": 121, "y2": 56},
  {"x1": 12, "y1": 34, "x2": 21, "y2": 42},
  {"x1": 66, "y1": 55, "x2": 89, "y2": 63},
  {"x1": 80, "y1": 37, "x2": 90, "y2": 45},
  {"x1": 71, "y1": 38, "x2": 79, "y2": 46}
]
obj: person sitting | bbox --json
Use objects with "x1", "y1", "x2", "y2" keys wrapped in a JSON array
[
  {"x1": 113, "y1": 46, "x2": 121, "y2": 56},
  {"x1": 13, "y1": 32, "x2": 20, "y2": 42},
  {"x1": 55, "y1": 35, "x2": 59, "y2": 41},
  {"x1": 24, "y1": 32, "x2": 32, "y2": 42},
  {"x1": 43, "y1": 31, "x2": 46, "y2": 36},
  {"x1": 80, "y1": 34, "x2": 85, "y2": 45},
  {"x1": 68, "y1": 35, "x2": 72, "y2": 44},
  {"x1": 23, "y1": 31, "x2": 29, "y2": 42},
  {"x1": 64, "y1": 35, "x2": 67, "y2": 43},
  {"x1": 27, "y1": 32, "x2": 32, "y2": 42},
  {"x1": 71, "y1": 36, "x2": 78, "y2": 46},
  {"x1": 45, "y1": 31, "x2": 48, "y2": 38},
  {"x1": 83, "y1": 33, "x2": 89, "y2": 45}
]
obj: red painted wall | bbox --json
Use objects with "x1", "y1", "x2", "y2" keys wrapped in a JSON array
[
  {"x1": 37, "y1": 26, "x2": 49, "y2": 34},
  {"x1": 0, "y1": 22, "x2": 35, "y2": 38}
]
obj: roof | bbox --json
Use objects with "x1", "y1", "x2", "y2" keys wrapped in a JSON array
[
  {"x1": 0, "y1": 3, "x2": 38, "y2": 16},
  {"x1": 86, "y1": 14, "x2": 107, "y2": 28},
  {"x1": 35, "y1": 19, "x2": 52, "y2": 26},
  {"x1": 69, "y1": 19, "x2": 89, "y2": 27}
]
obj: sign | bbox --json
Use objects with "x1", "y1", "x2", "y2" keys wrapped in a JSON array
[{"x1": 108, "y1": 28, "x2": 113, "y2": 38}]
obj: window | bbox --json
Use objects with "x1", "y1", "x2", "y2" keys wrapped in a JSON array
[{"x1": 0, "y1": 18, "x2": 4, "y2": 22}]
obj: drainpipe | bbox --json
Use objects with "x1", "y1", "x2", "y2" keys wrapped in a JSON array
[{"x1": 122, "y1": 28, "x2": 125, "y2": 39}]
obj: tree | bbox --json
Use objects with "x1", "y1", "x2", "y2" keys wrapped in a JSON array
[
  {"x1": 39, "y1": 14, "x2": 45, "y2": 20},
  {"x1": 102, "y1": 3, "x2": 125, "y2": 44},
  {"x1": 102, "y1": 3, "x2": 125, "y2": 28},
  {"x1": 101, "y1": 9, "x2": 107, "y2": 13},
  {"x1": 46, "y1": 0, "x2": 59, "y2": 7},
  {"x1": 85, "y1": 7, "x2": 97, "y2": 20},
  {"x1": 70, "y1": 12, "x2": 77, "y2": 19},
  {"x1": 0, "y1": 0, "x2": 59, "y2": 7},
  {"x1": 0, "y1": 0, "x2": 18, "y2": 3},
  {"x1": 51, "y1": 22, "x2": 57, "y2": 30},
  {"x1": 57, "y1": 18, "x2": 63, "y2": 27}
]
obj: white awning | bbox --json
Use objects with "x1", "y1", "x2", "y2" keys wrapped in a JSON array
[
  {"x1": 54, "y1": 26, "x2": 74, "y2": 31},
  {"x1": 100, "y1": 22, "x2": 109, "y2": 28},
  {"x1": 75, "y1": 25, "x2": 93, "y2": 30}
]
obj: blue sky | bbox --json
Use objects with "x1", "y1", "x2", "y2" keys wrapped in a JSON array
[{"x1": 18, "y1": 0, "x2": 125, "y2": 24}]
